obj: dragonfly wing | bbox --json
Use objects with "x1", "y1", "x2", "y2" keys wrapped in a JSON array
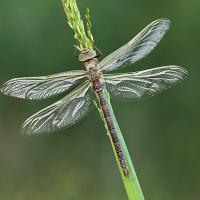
[
  {"x1": 21, "y1": 81, "x2": 93, "y2": 135},
  {"x1": 1, "y1": 70, "x2": 87, "y2": 100},
  {"x1": 104, "y1": 66, "x2": 188, "y2": 101},
  {"x1": 99, "y1": 19, "x2": 170, "y2": 72}
]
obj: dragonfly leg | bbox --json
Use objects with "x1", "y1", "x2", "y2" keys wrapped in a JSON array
[{"x1": 94, "y1": 46, "x2": 103, "y2": 57}]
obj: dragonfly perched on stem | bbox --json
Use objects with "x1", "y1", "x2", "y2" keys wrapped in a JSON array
[{"x1": 1, "y1": 19, "x2": 187, "y2": 177}]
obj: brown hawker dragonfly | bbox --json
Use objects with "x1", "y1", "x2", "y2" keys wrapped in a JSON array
[
  {"x1": 1, "y1": 19, "x2": 187, "y2": 176},
  {"x1": 1, "y1": 19, "x2": 188, "y2": 136},
  {"x1": 1, "y1": 19, "x2": 188, "y2": 176}
]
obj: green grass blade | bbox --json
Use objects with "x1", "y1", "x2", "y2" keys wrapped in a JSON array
[{"x1": 61, "y1": 0, "x2": 144, "y2": 198}]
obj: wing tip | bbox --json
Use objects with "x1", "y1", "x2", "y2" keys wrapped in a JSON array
[
  {"x1": 156, "y1": 18, "x2": 171, "y2": 25},
  {"x1": 20, "y1": 123, "x2": 40, "y2": 136},
  {"x1": 1, "y1": 81, "x2": 9, "y2": 95},
  {"x1": 0, "y1": 85, "x2": 5, "y2": 94},
  {"x1": 20, "y1": 123, "x2": 31, "y2": 136},
  {"x1": 0, "y1": 79, "x2": 26, "y2": 99},
  {"x1": 152, "y1": 18, "x2": 171, "y2": 32},
  {"x1": 170, "y1": 65, "x2": 189, "y2": 76},
  {"x1": 158, "y1": 65, "x2": 188, "y2": 80}
]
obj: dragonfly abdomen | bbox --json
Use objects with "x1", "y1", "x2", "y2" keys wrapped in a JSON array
[{"x1": 93, "y1": 79, "x2": 129, "y2": 177}]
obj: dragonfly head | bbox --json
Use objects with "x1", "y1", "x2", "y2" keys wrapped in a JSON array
[{"x1": 78, "y1": 49, "x2": 97, "y2": 62}]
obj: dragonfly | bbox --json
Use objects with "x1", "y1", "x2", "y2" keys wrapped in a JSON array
[{"x1": 1, "y1": 19, "x2": 188, "y2": 176}]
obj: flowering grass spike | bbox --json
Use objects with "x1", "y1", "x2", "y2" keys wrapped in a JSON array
[{"x1": 62, "y1": 0, "x2": 93, "y2": 51}]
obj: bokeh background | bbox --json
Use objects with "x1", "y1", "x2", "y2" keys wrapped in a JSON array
[{"x1": 0, "y1": 0, "x2": 199, "y2": 199}]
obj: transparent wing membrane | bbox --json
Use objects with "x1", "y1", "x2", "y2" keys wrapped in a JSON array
[
  {"x1": 104, "y1": 66, "x2": 188, "y2": 101},
  {"x1": 1, "y1": 70, "x2": 86, "y2": 100},
  {"x1": 99, "y1": 19, "x2": 170, "y2": 72},
  {"x1": 21, "y1": 81, "x2": 93, "y2": 135}
]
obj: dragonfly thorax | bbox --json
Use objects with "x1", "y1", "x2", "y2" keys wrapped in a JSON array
[
  {"x1": 79, "y1": 49, "x2": 101, "y2": 81},
  {"x1": 85, "y1": 61, "x2": 102, "y2": 81}
]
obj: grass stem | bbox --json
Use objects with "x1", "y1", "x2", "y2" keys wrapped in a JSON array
[{"x1": 62, "y1": 1, "x2": 145, "y2": 199}]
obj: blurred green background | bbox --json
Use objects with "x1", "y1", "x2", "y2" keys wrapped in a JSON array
[{"x1": 0, "y1": 0, "x2": 199, "y2": 199}]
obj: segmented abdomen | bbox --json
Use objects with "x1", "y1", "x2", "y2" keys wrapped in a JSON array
[{"x1": 93, "y1": 79, "x2": 129, "y2": 177}]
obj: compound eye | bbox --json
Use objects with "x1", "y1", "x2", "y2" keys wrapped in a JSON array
[{"x1": 83, "y1": 50, "x2": 89, "y2": 54}]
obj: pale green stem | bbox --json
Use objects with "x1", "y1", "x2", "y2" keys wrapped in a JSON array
[{"x1": 62, "y1": 1, "x2": 145, "y2": 199}]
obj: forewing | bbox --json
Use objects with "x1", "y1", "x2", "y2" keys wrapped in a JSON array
[
  {"x1": 21, "y1": 81, "x2": 93, "y2": 135},
  {"x1": 99, "y1": 19, "x2": 170, "y2": 72},
  {"x1": 1, "y1": 70, "x2": 87, "y2": 100},
  {"x1": 104, "y1": 66, "x2": 188, "y2": 101}
]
